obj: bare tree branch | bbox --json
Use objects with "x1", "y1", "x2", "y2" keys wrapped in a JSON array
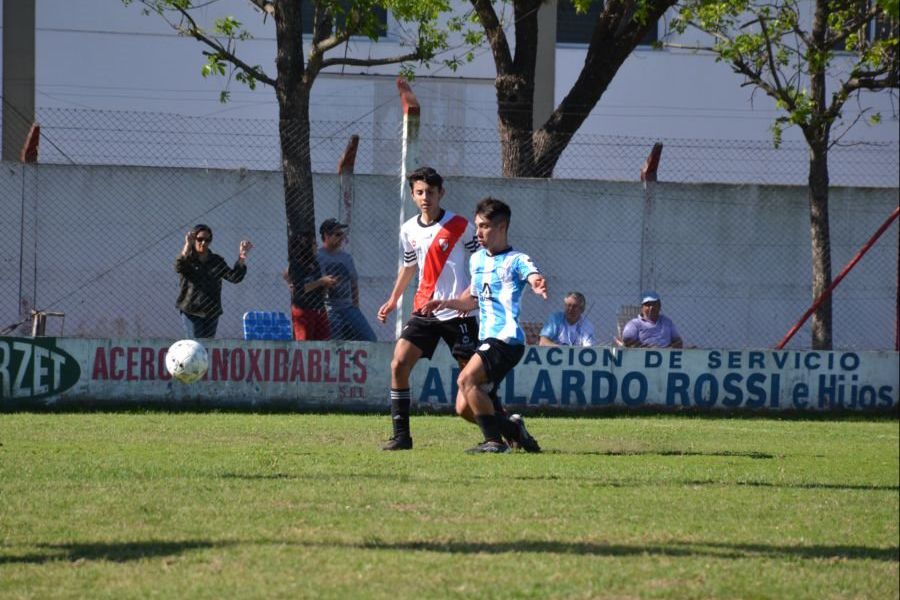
[
  {"x1": 146, "y1": 0, "x2": 276, "y2": 87},
  {"x1": 759, "y1": 16, "x2": 788, "y2": 98},
  {"x1": 319, "y1": 50, "x2": 426, "y2": 70},
  {"x1": 470, "y1": 0, "x2": 513, "y2": 73}
]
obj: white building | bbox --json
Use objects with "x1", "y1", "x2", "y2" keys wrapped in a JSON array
[{"x1": 1, "y1": 0, "x2": 896, "y2": 184}]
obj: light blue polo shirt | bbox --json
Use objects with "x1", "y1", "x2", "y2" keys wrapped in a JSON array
[{"x1": 540, "y1": 312, "x2": 596, "y2": 346}]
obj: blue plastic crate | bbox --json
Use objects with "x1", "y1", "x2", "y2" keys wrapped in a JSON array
[{"x1": 242, "y1": 311, "x2": 293, "y2": 340}]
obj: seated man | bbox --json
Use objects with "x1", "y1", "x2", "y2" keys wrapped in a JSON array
[
  {"x1": 620, "y1": 291, "x2": 683, "y2": 348},
  {"x1": 539, "y1": 291, "x2": 596, "y2": 347}
]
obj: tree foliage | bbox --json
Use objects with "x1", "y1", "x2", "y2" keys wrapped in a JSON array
[
  {"x1": 672, "y1": 0, "x2": 898, "y2": 146},
  {"x1": 125, "y1": 0, "x2": 477, "y2": 262}
]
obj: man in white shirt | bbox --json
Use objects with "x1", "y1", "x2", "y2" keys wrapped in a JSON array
[{"x1": 539, "y1": 291, "x2": 596, "y2": 347}]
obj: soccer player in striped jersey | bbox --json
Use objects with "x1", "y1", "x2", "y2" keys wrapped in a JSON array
[
  {"x1": 376, "y1": 167, "x2": 480, "y2": 451},
  {"x1": 423, "y1": 197, "x2": 547, "y2": 453}
]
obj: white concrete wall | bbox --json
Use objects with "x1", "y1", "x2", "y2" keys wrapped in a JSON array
[{"x1": 1, "y1": 163, "x2": 896, "y2": 350}]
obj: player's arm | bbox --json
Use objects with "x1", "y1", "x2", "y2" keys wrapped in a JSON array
[
  {"x1": 421, "y1": 287, "x2": 478, "y2": 315},
  {"x1": 377, "y1": 265, "x2": 417, "y2": 323},
  {"x1": 528, "y1": 273, "x2": 548, "y2": 299},
  {"x1": 538, "y1": 336, "x2": 559, "y2": 347}
]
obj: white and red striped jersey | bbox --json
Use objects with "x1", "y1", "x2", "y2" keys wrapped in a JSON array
[{"x1": 400, "y1": 209, "x2": 479, "y2": 321}]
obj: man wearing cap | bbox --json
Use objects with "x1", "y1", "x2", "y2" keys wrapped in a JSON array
[
  {"x1": 316, "y1": 218, "x2": 377, "y2": 342},
  {"x1": 620, "y1": 291, "x2": 683, "y2": 348}
]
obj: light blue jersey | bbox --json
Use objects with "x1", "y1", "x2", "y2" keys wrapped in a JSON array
[{"x1": 470, "y1": 247, "x2": 540, "y2": 345}]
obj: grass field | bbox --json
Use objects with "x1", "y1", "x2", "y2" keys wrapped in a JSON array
[{"x1": 0, "y1": 413, "x2": 897, "y2": 599}]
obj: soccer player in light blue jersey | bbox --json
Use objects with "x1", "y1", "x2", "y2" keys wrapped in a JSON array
[{"x1": 423, "y1": 198, "x2": 547, "y2": 453}]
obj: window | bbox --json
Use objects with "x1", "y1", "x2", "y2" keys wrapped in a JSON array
[
  {"x1": 300, "y1": 2, "x2": 387, "y2": 36},
  {"x1": 556, "y1": 0, "x2": 656, "y2": 45},
  {"x1": 556, "y1": 0, "x2": 604, "y2": 44},
  {"x1": 870, "y1": 11, "x2": 898, "y2": 42}
]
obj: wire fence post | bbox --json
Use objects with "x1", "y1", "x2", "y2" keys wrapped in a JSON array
[
  {"x1": 337, "y1": 134, "x2": 359, "y2": 232},
  {"x1": 396, "y1": 77, "x2": 420, "y2": 339},
  {"x1": 639, "y1": 142, "x2": 663, "y2": 295}
]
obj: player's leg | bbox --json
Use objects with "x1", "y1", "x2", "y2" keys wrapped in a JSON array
[
  {"x1": 509, "y1": 413, "x2": 541, "y2": 453},
  {"x1": 460, "y1": 339, "x2": 536, "y2": 453},
  {"x1": 382, "y1": 338, "x2": 423, "y2": 450},
  {"x1": 448, "y1": 316, "x2": 479, "y2": 424},
  {"x1": 456, "y1": 352, "x2": 508, "y2": 453},
  {"x1": 447, "y1": 317, "x2": 523, "y2": 446}
]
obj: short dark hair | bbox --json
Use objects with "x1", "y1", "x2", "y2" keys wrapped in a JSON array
[
  {"x1": 407, "y1": 166, "x2": 443, "y2": 191},
  {"x1": 475, "y1": 197, "x2": 511, "y2": 227}
]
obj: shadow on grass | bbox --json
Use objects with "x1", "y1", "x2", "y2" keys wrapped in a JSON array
[
  {"x1": 219, "y1": 471, "x2": 415, "y2": 483},
  {"x1": 0, "y1": 540, "x2": 227, "y2": 565},
  {"x1": 217, "y1": 470, "x2": 898, "y2": 493},
  {"x1": 509, "y1": 474, "x2": 899, "y2": 492},
  {"x1": 4, "y1": 537, "x2": 896, "y2": 566},
  {"x1": 568, "y1": 450, "x2": 778, "y2": 459},
  {"x1": 355, "y1": 539, "x2": 899, "y2": 562}
]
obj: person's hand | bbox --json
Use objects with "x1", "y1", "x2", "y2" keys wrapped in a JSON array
[
  {"x1": 420, "y1": 299, "x2": 445, "y2": 316},
  {"x1": 181, "y1": 231, "x2": 193, "y2": 256},
  {"x1": 377, "y1": 299, "x2": 397, "y2": 323},
  {"x1": 320, "y1": 275, "x2": 338, "y2": 288},
  {"x1": 239, "y1": 240, "x2": 253, "y2": 261},
  {"x1": 530, "y1": 275, "x2": 548, "y2": 299}
]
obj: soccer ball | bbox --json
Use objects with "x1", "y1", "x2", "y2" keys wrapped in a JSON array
[{"x1": 165, "y1": 339, "x2": 209, "y2": 384}]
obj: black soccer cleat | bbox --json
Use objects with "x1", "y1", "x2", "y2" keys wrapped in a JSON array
[
  {"x1": 465, "y1": 440, "x2": 510, "y2": 454},
  {"x1": 510, "y1": 414, "x2": 541, "y2": 453},
  {"x1": 381, "y1": 436, "x2": 413, "y2": 451}
]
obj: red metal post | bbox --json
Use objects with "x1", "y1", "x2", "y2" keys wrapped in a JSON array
[{"x1": 775, "y1": 205, "x2": 900, "y2": 349}]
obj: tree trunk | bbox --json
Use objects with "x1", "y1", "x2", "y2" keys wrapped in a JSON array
[
  {"x1": 807, "y1": 138, "x2": 833, "y2": 350},
  {"x1": 496, "y1": 0, "x2": 540, "y2": 177},
  {"x1": 497, "y1": 74, "x2": 537, "y2": 177},
  {"x1": 805, "y1": 0, "x2": 833, "y2": 350},
  {"x1": 493, "y1": 0, "x2": 676, "y2": 178},
  {"x1": 274, "y1": 1, "x2": 316, "y2": 263}
]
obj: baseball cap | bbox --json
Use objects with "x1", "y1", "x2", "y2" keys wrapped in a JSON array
[
  {"x1": 641, "y1": 291, "x2": 661, "y2": 304},
  {"x1": 319, "y1": 218, "x2": 349, "y2": 236}
]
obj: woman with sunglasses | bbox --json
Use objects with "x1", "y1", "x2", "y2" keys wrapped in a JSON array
[{"x1": 175, "y1": 223, "x2": 253, "y2": 338}]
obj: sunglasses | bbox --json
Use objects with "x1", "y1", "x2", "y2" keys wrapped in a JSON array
[{"x1": 195, "y1": 237, "x2": 211, "y2": 244}]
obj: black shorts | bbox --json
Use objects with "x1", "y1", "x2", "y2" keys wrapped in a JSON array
[
  {"x1": 400, "y1": 314, "x2": 479, "y2": 360},
  {"x1": 475, "y1": 338, "x2": 526, "y2": 388}
]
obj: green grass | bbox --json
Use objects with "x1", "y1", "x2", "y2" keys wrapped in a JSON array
[{"x1": 1, "y1": 413, "x2": 897, "y2": 599}]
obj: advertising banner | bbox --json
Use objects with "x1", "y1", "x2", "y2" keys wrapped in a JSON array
[{"x1": 1, "y1": 337, "x2": 897, "y2": 412}]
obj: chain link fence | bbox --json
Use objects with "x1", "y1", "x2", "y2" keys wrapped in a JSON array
[
  {"x1": 32, "y1": 107, "x2": 900, "y2": 187},
  {"x1": 1, "y1": 107, "x2": 897, "y2": 350}
]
